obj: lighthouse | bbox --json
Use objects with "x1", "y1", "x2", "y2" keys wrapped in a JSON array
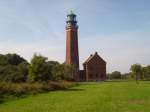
[{"x1": 66, "y1": 11, "x2": 79, "y2": 81}]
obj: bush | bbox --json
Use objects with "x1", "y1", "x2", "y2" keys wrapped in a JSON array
[
  {"x1": 49, "y1": 81, "x2": 75, "y2": 90},
  {"x1": 0, "y1": 82, "x2": 44, "y2": 96},
  {"x1": 0, "y1": 81, "x2": 76, "y2": 96}
]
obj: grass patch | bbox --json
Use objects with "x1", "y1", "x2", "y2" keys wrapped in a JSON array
[{"x1": 0, "y1": 81, "x2": 150, "y2": 112}]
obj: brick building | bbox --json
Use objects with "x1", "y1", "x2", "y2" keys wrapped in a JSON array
[{"x1": 80, "y1": 52, "x2": 106, "y2": 81}]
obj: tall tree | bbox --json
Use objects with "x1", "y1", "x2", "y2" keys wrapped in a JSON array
[
  {"x1": 28, "y1": 54, "x2": 51, "y2": 82},
  {"x1": 130, "y1": 64, "x2": 142, "y2": 84},
  {"x1": 143, "y1": 65, "x2": 150, "y2": 80}
]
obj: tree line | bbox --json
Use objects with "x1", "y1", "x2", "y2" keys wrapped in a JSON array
[
  {"x1": 0, "y1": 53, "x2": 150, "y2": 83},
  {"x1": 0, "y1": 53, "x2": 73, "y2": 83},
  {"x1": 107, "y1": 64, "x2": 150, "y2": 81}
]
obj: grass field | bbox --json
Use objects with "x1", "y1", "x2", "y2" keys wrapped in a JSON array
[{"x1": 0, "y1": 81, "x2": 150, "y2": 112}]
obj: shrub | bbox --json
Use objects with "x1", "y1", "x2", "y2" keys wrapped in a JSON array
[
  {"x1": 49, "y1": 81, "x2": 75, "y2": 90},
  {"x1": 0, "y1": 81, "x2": 75, "y2": 96}
]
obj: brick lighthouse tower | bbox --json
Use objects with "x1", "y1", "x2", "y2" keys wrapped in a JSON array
[{"x1": 66, "y1": 11, "x2": 79, "y2": 81}]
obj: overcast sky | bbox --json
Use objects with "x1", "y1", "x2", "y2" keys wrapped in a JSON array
[{"x1": 0, "y1": 0, "x2": 150, "y2": 73}]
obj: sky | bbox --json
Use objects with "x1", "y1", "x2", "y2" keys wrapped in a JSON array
[{"x1": 0, "y1": 0, "x2": 150, "y2": 73}]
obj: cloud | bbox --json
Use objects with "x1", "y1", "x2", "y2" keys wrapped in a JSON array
[
  {"x1": 0, "y1": 36, "x2": 65, "y2": 63},
  {"x1": 79, "y1": 30, "x2": 150, "y2": 73},
  {"x1": 0, "y1": 23, "x2": 150, "y2": 73}
]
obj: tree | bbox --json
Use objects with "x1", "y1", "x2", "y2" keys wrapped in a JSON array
[
  {"x1": 109, "y1": 71, "x2": 121, "y2": 79},
  {"x1": 0, "y1": 54, "x2": 8, "y2": 65},
  {"x1": 17, "y1": 62, "x2": 29, "y2": 82},
  {"x1": 28, "y1": 54, "x2": 52, "y2": 82},
  {"x1": 63, "y1": 64, "x2": 74, "y2": 80},
  {"x1": 47, "y1": 61, "x2": 59, "y2": 66},
  {"x1": 130, "y1": 64, "x2": 142, "y2": 84},
  {"x1": 121, "y1": 73, "x2": 129, "y2": 80},
  {"x1": 0, "y1": 65, "x2": 21, "y2": 82},
  {"x1": 6, "y1": 53, "x2": 26, "y2": 65},
  {"x1": 143, "y1": 65, "x2": 150, "y2": 80},
  {"x1": 0, "y1": 54, "x2": 28, "y2": 82},
  {"x1": 51, "y1": 64, "x2": 73, "y2": 81}
]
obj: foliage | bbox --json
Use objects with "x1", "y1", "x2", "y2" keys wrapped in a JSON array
[
  {"x1": 130, "y1": 64, "x2": 142, "y2": 83},
  {"x1": 51, "y1": 64, "x2": 73, "y2": 81},
  {"x1": 49, "y1": 81, "x2": 75, "y2": 90},
  {"x1": 17, "y1": 62, "x2": 29, "y2": 82},
  {"x1": 28, "y1": 54, "x2": 73, "y2": 82},
  {"x1": 142, "y1": 65, "x2": 150, "y2": 80},
  {"x1": 0, "y1": 53, "x2": 73, "y2": 83},
  {"x1": 0, "y1": 54, "x2": 8, "y2": 65},
  {"x1": 0, "y1": 54, "x2": 26, "y2": 66},
  {"x1": 109, "y1": 71, "x2": 121, "y2": 79},
  {"x1": 0, "y1": 64, "x2": 29, "y2": 82},
  {"x1": 121, "y1": 73, "x2": 130, "y2": 79},
  {"x1": 28, "y1": 54, "x2": 52, "y2": 82},
  {"x1": 129, "y1": 64, "x2": 150, "y2": 81},
  {"x1": 0, "y1": 81, "x2": 75, "y2": 97},
  {"x1": 5, "y1": 54, "x2": 26, "y2": 65},
  {"x1": 0, "y1": 94, "x2": 3, "y2": 103},
  {"x1": 0, "y1": 54, "x2": 28, "y2": 82}
]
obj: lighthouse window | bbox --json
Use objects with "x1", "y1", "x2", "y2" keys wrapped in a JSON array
[{"x1": 67, "y1": 23, "x2": 71, "y2": 26}]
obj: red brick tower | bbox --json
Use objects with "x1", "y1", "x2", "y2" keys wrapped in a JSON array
[{"x1": 66, "y1": 11, "x2": 79, "y2": 81}]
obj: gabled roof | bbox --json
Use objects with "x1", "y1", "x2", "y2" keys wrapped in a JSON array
[{"x1": 83, "y1": 52, "x2": 106, "y2": 65}]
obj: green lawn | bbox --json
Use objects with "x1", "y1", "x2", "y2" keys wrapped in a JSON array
[{"x1": 0, "y1": 81, "x2": 150, "y2": 112}]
